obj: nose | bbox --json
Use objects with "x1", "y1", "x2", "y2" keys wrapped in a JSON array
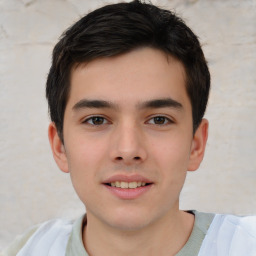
[{"x1": 109, "y1": 122, "x2": 147, "y2": 165}]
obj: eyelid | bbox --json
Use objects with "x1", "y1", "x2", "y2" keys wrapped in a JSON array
[
  {"x1": 81, "y1": 114, "x2": 174, "y2": 126},
  {"x1": 82, "y1": 115, "x2": 111, "y2": 125},
  {"x1": 146, "y1": 115, "x2": 174, "y2": 125}
]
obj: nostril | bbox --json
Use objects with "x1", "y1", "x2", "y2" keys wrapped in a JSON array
[
  {"x1": 134, "y1": 156, "x2": 141, "y2": 160},
  {"x1": 116, "y1": 157, "x2": 123, "y2": 160}
]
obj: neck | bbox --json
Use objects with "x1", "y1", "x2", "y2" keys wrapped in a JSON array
[{"x1": 83, "y1": 209, "x2": 194, "y2": 256}]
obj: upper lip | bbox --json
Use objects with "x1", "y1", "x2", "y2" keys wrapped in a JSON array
[{"x1": 102, "y1": 174, "x2": 153, "y2": 184}]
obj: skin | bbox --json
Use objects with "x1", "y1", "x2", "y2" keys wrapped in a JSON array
[{"x1": 49, "y1": 47, "x2": 208, "y2": 255}]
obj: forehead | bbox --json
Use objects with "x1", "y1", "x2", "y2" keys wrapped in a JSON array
[{"x1": 68, "y1": 47, "x2": 190, "y2": 110}]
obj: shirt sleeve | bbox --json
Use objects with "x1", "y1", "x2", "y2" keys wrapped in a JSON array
[{"x1": 0, "y1": 224, "x2": 40, "y2": 256}]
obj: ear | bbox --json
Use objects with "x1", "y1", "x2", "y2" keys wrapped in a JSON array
[
  {"x1": 188, "y1": 119, "x2": 208, "y2": 171},
  {"x1": 48, "y1": 122, "x2": 69, "y2": 173}
]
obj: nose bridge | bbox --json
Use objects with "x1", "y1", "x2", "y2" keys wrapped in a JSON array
[{"x1": 110, "y1": 118, "x2": 146, "y2": 164}]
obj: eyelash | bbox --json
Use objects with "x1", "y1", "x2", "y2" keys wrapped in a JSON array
[
  {"x1": 82, "y1": 115, "x2": 173, "y2": 126},
  {"x1": 82, "y1": 116, "x2": 109, "y2": 126},
  {"x1": 147, "y1": 116, "x2": 173, "y2": 125}
]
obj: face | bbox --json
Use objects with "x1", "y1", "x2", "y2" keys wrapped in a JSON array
[{"x1": 49, "y1": 47, "x2": 208, "y2": 231}]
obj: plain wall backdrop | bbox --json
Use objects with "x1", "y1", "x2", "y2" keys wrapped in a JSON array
[{"x1": 0, "y1": 0, "x2": 256, "y2": 249}]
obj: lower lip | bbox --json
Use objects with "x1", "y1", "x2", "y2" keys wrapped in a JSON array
[{"x1": 104, "y1": 184, "x2": 153, "y2": 200}]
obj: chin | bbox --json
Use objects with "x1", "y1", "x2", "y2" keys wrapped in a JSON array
[{"x1": 103, "y1": 208, "x2": 156, "y2": 231}]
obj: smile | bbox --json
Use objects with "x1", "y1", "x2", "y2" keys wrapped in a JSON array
[
  {"x1": 108, "y1": 181, "x2": 147, "y2": 189},
  {"x1": 104, "y1": 182, "x2": 153, "y2": 200},
  {"x1": 103, "y1": 175, "x2": 153, "y2": 199}
]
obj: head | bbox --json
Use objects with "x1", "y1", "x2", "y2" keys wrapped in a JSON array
[
  {"x1": 47, "y1": 0, "x2": 210, "y2": 231},
  {"x1": 46, "y1": 0, "x2": 210, "y2": 144}
]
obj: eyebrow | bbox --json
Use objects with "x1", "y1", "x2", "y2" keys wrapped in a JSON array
[
  {"x1": 138, "y1": 98, "x2": 183, "y2": 110},
  {"x1": 72, "y1": 98, "x2": 183, "y2": 111},
  {"x1": 72, "y1": 99, "x2": 116, "y2": 111}
]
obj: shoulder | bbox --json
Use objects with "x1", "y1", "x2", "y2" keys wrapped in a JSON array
[
  {"x1": 1, "y1": 224, "x2": 40, "y2": 256},
  {"x1": 199, "y1": 213, "x2": 256, "y2": 256},
  {"x1": 211, "y1": 214, "x2": 256, "y2": 238},
  {"x1": 1, "y1": 219, "x2": 73, "y2": 256}
]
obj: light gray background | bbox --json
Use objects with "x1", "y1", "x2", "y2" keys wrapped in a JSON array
[{"x1": 1, "y1": 0, "x2": 256, "y2": 249}]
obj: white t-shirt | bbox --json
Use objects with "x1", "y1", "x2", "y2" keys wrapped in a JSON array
[{"x1": 1, "y1": 211, "x2": 256, "y2": 256}]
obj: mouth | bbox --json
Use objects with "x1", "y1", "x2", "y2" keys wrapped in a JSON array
[
  {"x1": 102, "y1": 175, "x2": 153, "y2": 199},
  {"x1": 105, "y1": 181, "x2": 152, "y2": 189},
  {"x1": 103, "y1": 180, "x2": 153, "y2": 200}
]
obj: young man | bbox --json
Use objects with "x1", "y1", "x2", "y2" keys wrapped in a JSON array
[{"x1": 2, "y1": 0, "x2": 256, "y2": 255}]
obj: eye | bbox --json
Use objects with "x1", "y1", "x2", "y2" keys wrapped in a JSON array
[
  {"x1": 83, "y1": 116, "x2": 108, "y2": 125},
  {"x1": 147, "y1": 116, "x2": 173, "y2": 125}
]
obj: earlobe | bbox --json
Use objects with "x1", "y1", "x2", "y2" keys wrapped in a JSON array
[
  {"x1": 48, "y1": 122, "x2": 69, "y2": 173},
  {"x1": 188, "y1": 119, "x2": 208, "y2": 171}
]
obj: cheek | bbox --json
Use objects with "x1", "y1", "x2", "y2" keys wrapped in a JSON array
[
  {"x1": 64, "y1": 139, "x2": 106, "y2": 204},
  {"x1": 150, "y1": 134, "x2": 192, "y2": 174},
  {"x1": 65, "y1": 136, "x2": 108, "y2": 188},
  {"x1": 68, "y1": 135, "x2": 107, "y2": 165}
]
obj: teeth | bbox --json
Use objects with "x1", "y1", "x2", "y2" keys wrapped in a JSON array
[
  {"x1": 121, "y1": 181, "x2": 128, "y2": 188},
  {"x1": 110, "y1": 181, "x2": 147, "y2": 188},
  {"x1": 128, "y1": 182, "x2": 136, "y2": 189}
]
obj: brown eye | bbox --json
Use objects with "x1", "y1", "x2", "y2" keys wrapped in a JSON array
[
  {"x1": 153, "y1": 116, "x2": 166, "y2": 125},
  {"x1": 84, "y1": 116, "x2": 107, "y2": 125},
  {"x1": 92, "y1": 117, "x2": 105, "y2": 125},
  {"x1": 147, "y1": 116, "x2": 172, "y2": 125}
]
